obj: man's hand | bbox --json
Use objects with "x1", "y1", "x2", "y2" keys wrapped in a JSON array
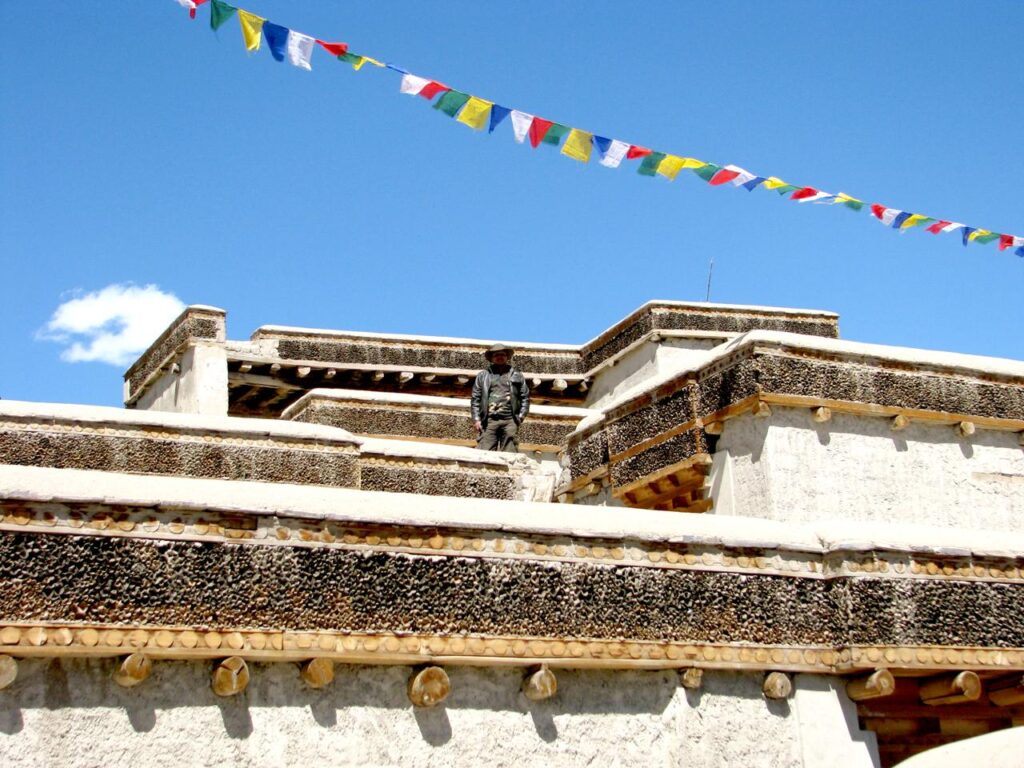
[{"x1": 474, "y1": 420, "x2": 482, "y2": 436}]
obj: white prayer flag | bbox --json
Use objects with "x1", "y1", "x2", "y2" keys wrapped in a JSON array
[
  {"x1": 400, "y1": 74, "x2": 431, "y2": 95},
  {"x1": 599, "y1": 139, "x2": 630, "y2": 168},
  {"x1": 510, "y1": 111, "x2": 534, "y2": 144},
  {"x1": 286, "y1": 31, "x2": 314, "y2": 71}
]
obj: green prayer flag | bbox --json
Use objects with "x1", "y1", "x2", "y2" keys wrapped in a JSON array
[
  {"x1": 433, "y1": 90, "x2": 471, "y2": 118},
  {"x1": 973, "y1": 232, "x2": 1000, "y2": 244},
  {"x1": 638, "y1": 152, "x2": 667, "y2": 176},
  {"x1": 339, "y1": 52, "x2": 360, "y2": 65},
  {"x1": 692, "y1": 163, "x2": 721, "y2": 183},
  {"x1": 209, "y1": 0, "x2": 237, "y2": 31},
  {"x1": 774, "y1": 183, "x2": 799, "y2": 195},
  {"x1": 542, "y1": 124, "x2": 570, "y2": 146},
  {"x1": 842, "y1": 200, "x2": 864, "y2": 212}
]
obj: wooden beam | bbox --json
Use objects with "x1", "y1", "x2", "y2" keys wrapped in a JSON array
[
  {"x1": 421, "y1": 374, "x2": 437, "y2": 384},
  {"x1": 552, "y1": 379, "x2": 568, "y2": 392},
  {"x1": 398, "y1": 372, "x2": 414, "y2": 384},
  {"x1": 680, "y1": 667, "x2": 703, "y2": 689},
  {"x1": 296, "y1": 366, "x2": 312, "y2": 379},
  {"x1": 408, "y1": 666, "x2": 450, "y2": 708},
  {"x1": 0, "y1": 655, "x2": 16, "y2": 690},
  {"x1": 531, "y1": 378, "x2": 542, "y2": 389},
  {"x1": 113, "y1": 653, "x2": 152, "y2": 688},
  {"x1": 891, "y1": 414, "x2": 910, "y2": 431},
  {"x1": 456, "y1": 376, "x2": 470, "y2": 386},
  {"x1": 704, "y1": 421, "x2": 724, "y2": 435},
  {"x1": 270, "y1": 363, "x2": 282, "y2": 375},
  {"x1": 989, "y1": 675, "x2": 1024, "y2": 707},
  {"x1": 577, "y1": 380, "x2": 589, "y2": 393},
  {"x1": 372, "y1": 371, "x2": 385, "y2": 382},
  {"x1": 300, "y1": 658, "x2": 335, "y2": 689},
  {"x1": 846, "y1": 669, "x2": 895, "y2": 701},
  {"x1": 324, "y1": 369, "x2": 337, "y2": 380},
  {"x1": 811, "y1": 406, "x2": 832, "y2": 423},
  {"x1": 752, "y1": 401, "x2": 772, "y2": 419},
  {"x1": 238, "y1": 363, "x2": 252, "y2": 374},
  {"x1": 763, "y1": 671, "x2": 792, "y2": 699},
  {"x1": 956, "y1": 421, "x2": 976, "y2": 438},
  {"x1": 920, "y1": 671, "x2": 981, "y2": 705},
  {"x1": 521, "y1": 665, "x2": 558, "y2": 701},
  {"x1": 212, "y1": 656, "x2": 250, "y2": 697}
]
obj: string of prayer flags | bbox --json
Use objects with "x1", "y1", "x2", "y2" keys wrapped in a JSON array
[{"x1": 178, "y1": 1, "x2": 1021, "y2": 259}]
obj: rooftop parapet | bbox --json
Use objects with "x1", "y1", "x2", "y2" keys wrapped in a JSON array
[
  {"x1": 563, "y1": 331, "x2": 1024, "y2": 524},
  {"x1": 283, "y1": 388, "x2": 594, "y2": 455}
]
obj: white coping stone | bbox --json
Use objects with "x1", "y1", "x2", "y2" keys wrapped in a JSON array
[
  {"x1": 892, "y1": 727, "x2": 1024, "y2": 768},
  {"x1": 282, "y1": 388, "x2": 596, "y2": 419},
  {"x1": 251, "y1": 300, "x2": 838, "y2": 352},
  {"x1": 3, "y1": 465, "x2": 1022, "y2": 557},
  {"x1": 571, "y1": 329, "x2": 1024, "y2": 438}
]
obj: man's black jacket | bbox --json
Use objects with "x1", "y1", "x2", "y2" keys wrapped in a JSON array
[{"x1": 470, "y1": 367, "x2": 530, "y2": 428}]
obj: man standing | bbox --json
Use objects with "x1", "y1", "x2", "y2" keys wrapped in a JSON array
[{"x1": 471, "y1": 344, "x2": 530, "y2": 452}]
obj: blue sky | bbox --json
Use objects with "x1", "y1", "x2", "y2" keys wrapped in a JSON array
[{"x1": 2, "y1": 1, "x2": 1022, "y2": 407}]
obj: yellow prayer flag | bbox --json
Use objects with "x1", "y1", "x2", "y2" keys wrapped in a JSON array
[
  {"x1": 835, "y1": 192, "x2": 861, "y2": 204},
  {"x1": 238, "y1": 10, "x2": 265, "y2": 52},
  {"x1": 900, "y1": 214, "x2": 930, "y2": 230},
  {"x1": 657, "y1": 155, "x2": 704, "y2": 181},
  {"x1": 762, "y1": 177, "x2": 789, "y2": 190},
  {"x1": 561, "y1": 129, "x2": 593, "y2": 162},
  {"x1": 968, "y1": 228, "x2": 992, "y2": 241},
  {"x1": 352, "y1": 56, "x2": 384, "y2": 71},
  {"x1": 456, "y1": 97, "x2": 494, "y2": 131}
]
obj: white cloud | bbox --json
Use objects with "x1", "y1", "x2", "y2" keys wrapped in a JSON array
[{"x1": 39, "y1": 284, "x2": 186, "y2": 366}]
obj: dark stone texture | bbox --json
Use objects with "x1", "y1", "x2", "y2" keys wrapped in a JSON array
[
  {"x1": 568, "y1": 431, "x2": 609, "y2": 480},
  {"x1": 606, "y1": 386, "x2": 695, "y2": 457},
  {"x1": 610, "y1": 430, "x2": 705, "y2": 488},
  {"x1": 126, "y1": 312, "x2": 222, "y2": 398},
  {"x1": 293, "y1": 402, "x2": 577, "y2": 448},
  {"x1": 696, "y1": 358, "x2": 760, "y2": 418},
  {"x1": 0, "y1": 532, "x2": 844, "y2": 645},
  {"x1": 581, "y1": 311, "x2": 654, "y2": 373},
  {"x1": 840, "y1": 578, "x2": 1024, "y2": 648},
  {"x1": 652, "y1": 307, "x2": 838, "y2": 340},
  {"x1": 359, "y1": 465, "x2": 516, "y2": 500},
  {"x1": 272, "y1": 339, "x2": 582, "y2": 376},
  {"x1": 0, "y1": 430, "x2": 358, "y2": 488}
]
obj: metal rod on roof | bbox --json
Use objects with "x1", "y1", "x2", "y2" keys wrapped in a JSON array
[{"x1": 705, "y1": 258, "x2": 714, "y2": 302}]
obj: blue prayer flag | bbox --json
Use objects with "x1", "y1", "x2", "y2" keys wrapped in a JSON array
[
  {"x1": 892, "y1": 212, "x2": 912, "y2": 229},
  {"x1": 742, "y1": 177, "x2": 766, "y2": 191},
  {"x1": 961, "y1": 227, "x2": 976, "y2": 246},
  {"x1": 262, "y1": 22, "x2": 289, "y2": 62},
  {"x1": 592, "y1": 136, "x2": 613, "y2": 159},
  {"x1": 488, "y1": 105, "x2": 511, "y2": 134}
]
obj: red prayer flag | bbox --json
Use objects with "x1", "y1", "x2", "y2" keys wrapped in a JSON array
[
  {"x1": 999, "y1": 234, "x2": 1015, "y2": 251},
  {"x1": 528, "y1": 118, "x2": 554, "y2": 148},
  {"x1": 790, "y1": 187, "x2": 819, "y2": 201},
  {"x1": 626, "y1": 145, "x2": 652, "y2": 160},
  {"x1": 870, "y1": 204, "x2": 886, "y2": 220},
  {"x1": 709, "y1": 169, "x2": 740, "y2": 186},
  {"x1": 926, "y1": 220, "x2": 951, "y2": 234},
  {"x1": 418, "y1": 81, "x2": 450, "y2": 100},
  {"x1": 192, "y1": 0, "x2": 208, "y2": 18},
  {"x1": 316, "y1": 40, "x2": 349, "y2": 57}
]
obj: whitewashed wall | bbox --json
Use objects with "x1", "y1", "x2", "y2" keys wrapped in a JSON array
[{"x1": 0, "y1": 660, "x2": 876, "y2": 768}]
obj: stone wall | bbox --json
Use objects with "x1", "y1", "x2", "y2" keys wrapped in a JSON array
[{"x1": 0, "y1": 662, "x2": 875, "y2": 768}]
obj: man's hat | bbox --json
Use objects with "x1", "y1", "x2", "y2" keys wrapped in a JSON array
[{"x1": 484, "y1": 343, "x2": 514, "y2": 361}]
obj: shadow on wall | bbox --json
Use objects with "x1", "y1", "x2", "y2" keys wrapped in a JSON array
[{"x1": 1, "y1": 659, "x2": 680, "y2": 743}]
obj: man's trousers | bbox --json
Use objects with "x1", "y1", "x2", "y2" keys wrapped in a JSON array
[{"x1": 476, "y1": 418, "x2": 519, "y2": 452}]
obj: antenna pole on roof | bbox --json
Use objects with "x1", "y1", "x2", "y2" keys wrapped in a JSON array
[{"x1": 705, "y1": 258, "x2": 714, "y2": 302}]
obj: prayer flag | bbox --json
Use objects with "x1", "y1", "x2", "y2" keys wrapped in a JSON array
[
  {"x1": 316, "y1": 40, "x2": 348, "y2": 57},
  {"x1": 561, "y1": 129, "x2": 593, "y2": 163},
  {"x1": 627, "y1": 145, "x2": 652, "y2": 160},
  {"x1": 926, "y1": 220, "x2": 963, "y2": 234},
  {"x1": 1017, "y1": 246, "x2": 1024, "y2": 258},
  {"x1": 400, "y1": 74, "x2": 431, "y2": 95},
  {"x1": 286, "y1": 31, "x2": 314, "y2": 70},
  {"x1": 418, "y1": 81, "x2": 450, "y2": 99},
  {"x1": 693, "y1": 163, "x2": 722, "y2": 183},
  {"x1": 892, "y1": 212, "x2": 912, "y2": 229},
  {"x1": 177, "y1": 0, "x2": 208, "y2": 19},
  {"x1": 542, "y1": 124, "x2": 570, "y2": 146},
  {"x1": 998, "y1": 235, "x2": 1014, "y2": 251},
  {"x1": 488, "y1": 105, "x2": 511, "y2": 133},
  {"x1": 742, "y1": 176, "x2": 766, "y2": 191},
  {"x1": 721, "y1": 165, "x2": 756, "y2": 187},
  {"x1": 209, "y1": 0, "x2": 236, "y2": 30},
  {"x1": 834, "y1": 192, "x2": 863, "y2": 211},
  {"x1": 709, "y1": 168, "x2": 741, "y2": 186},
  {"x1": 262, "y1": 22, "x2": 288, "y2": 62},
  {"x1": 971, "y1": 230, "x2": 999, "y2": 244},
  {"x1": 791, "y1": 187, "x2": 829, "y2": 202},
  {"x1": 638, "y1": 152, "x2": 667, "y2": 176},
  {"x1": 510, "y1": 111, "x2": 534, "y2": 144},
  {"x1": 345, "y1": 55, "x2": 383, "y2": 71},
  {"x1": 528, "y1": 117, "x2": 554, "y2": 148},
  {"x1": 238, "y1": 10, "x2": 264, "y2": 52},
  {"x1": 762, "y1": 177, "x2": 789, "y2": 190},
  {"x1": 899, "y1": 214, "x2": 932, "y2": 230},
  {"x1": 658, "y1": 156, "x2": 704, "y2": 181},
  {"x1": 961, "y1": 227, "x2": 976, "y2": 245},
  {"x1": 456, "y1": 97, "x2": 493, "y2": 131},
  {"x1": 871, "y1": 205, "x2": 901, "y2": 227},
  {"x1": 433, "y1": 89, "x2": 471, "y2": 117},
  {"x1": 594, "y1": 137, "x2": 629, "y2": 168}
]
